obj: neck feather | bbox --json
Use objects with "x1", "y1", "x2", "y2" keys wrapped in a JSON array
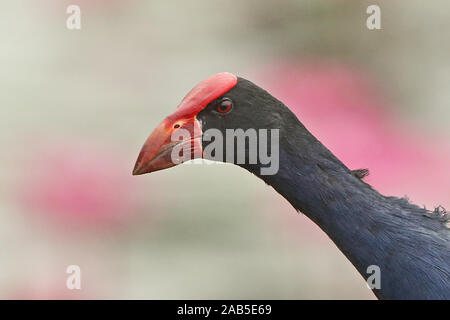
[{"x1": 247, "y1": 125, "x2": 450, "y2": 299}]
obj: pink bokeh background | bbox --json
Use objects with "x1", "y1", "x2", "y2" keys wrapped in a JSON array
[{"x1": 2, "y1": 0, "x2": 449, "y2": 299}]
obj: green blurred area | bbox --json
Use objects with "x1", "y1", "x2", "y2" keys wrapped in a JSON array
[{"x1": 0, "y1": 0, "x2": 449, "y2": 299}]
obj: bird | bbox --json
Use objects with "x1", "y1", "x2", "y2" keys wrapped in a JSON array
[{"x1": 133, "y1": 72, "x2": 450, "y2": 300}]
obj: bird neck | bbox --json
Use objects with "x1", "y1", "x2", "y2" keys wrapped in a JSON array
[
  {"x1": 245, "y1": 121, "x2": 449, "y2": 299},
  {"x1": 257, "y1": 141, "x2": 384, "y2": 279}
]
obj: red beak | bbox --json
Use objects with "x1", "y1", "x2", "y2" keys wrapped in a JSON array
[
  {"x1": 132, "y1": 116, "x2": 203, "y2": 175},
  {"x1": 132, "y1": 73, "x2": 238, "y2": 175}
]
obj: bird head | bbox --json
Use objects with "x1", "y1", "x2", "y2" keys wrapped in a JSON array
[{"x1": 132, "y1": 72, "x2": 295, "y2": 176}]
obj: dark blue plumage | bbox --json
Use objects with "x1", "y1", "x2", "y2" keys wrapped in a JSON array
[{"x1": 198, "y1": 77, "x2": 450, "y2": 299}]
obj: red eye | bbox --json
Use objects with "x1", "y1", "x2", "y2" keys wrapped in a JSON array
[{"x1": 217, "y1": 99, "x2": 233, "y2": 114}]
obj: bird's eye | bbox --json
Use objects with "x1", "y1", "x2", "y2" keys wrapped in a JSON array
[{"x1": 216, "y1": 99, "x2": 233, "y2": 114}]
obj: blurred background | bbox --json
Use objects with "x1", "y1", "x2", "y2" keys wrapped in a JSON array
[{"x1": 1, "y1": 0, "x2": 449, "y2": 299}]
